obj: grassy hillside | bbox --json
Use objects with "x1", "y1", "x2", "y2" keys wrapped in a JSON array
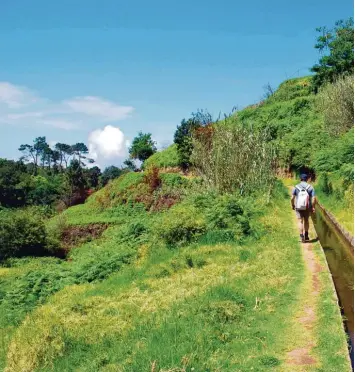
[
  {"x1": 0, "y1": 75, "x2": 352, "y2": 371},
  {"x1": 150, "y1": 76, "x2": 353, "y2": 233},
  {"x1": 0, "y1": 171, "x2": 350, "y2": 371}
]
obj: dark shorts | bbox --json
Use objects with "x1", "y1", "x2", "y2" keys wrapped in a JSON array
[{"x1": 295, "y1": 209, "x2": 310, "y2": 219}]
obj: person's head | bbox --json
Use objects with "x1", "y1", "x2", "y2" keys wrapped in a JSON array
[{"x1": 300, "y1": 173, "x2": 308, "y2": 182}]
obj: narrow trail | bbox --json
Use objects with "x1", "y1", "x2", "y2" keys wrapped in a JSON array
[
  {"x1": 285, "y1": 189, "x2": 323, "y2": 369},
  {"x1": 286, "y1": 221, "x2": 322, "y2": 367}
]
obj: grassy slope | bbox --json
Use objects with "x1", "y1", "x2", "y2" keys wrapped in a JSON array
[
  {"x1": 0, "y1": 175, "x2": 350, "y2": 371},
  {"x1": 149, "y1": 76, "x2": 353, "y2": 235}
]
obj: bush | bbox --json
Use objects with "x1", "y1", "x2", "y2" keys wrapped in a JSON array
[
  {"x1": 157, "y1": 204, "x2": 206, "y2": 247},
  {"x1": 45, "y1": 214, "x2": 68, "y2": 254},
  {"x1": 0, "y1": 208, "x2": 48, "y2": 261},
  {"x1": 316, "y1": 74, "x2": 354, "y2": 136},
  {"x1": 126, "y1": 221, "x2": 148, "y2": 239},
  {"x1": 143, "y1": 166, "x2": 161, "y2": 191},
  {"x1": 204, "y1": 194, "x2": 256, "y2": 240},
  {"x1": 160, "y1": 173, "x2": 188, "y2": 188}
]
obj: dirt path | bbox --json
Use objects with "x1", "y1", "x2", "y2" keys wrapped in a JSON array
[{"x1": 285, "y1": 208, "x2": 323, "y2": 368}]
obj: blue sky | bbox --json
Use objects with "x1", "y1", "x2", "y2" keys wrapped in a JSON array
[{"x1": 0, "y1": 0, "x2": 352, "y2": 167}]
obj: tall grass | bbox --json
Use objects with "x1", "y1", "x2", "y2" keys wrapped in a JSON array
[{"x1": 191, "y1": 118, "x2": 276, "y2": 195}]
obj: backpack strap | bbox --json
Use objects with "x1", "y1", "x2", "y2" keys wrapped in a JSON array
[
  {"x1": 305, "y1": 184, "x2": 311, "y2": 191},
  {"x1": 295, "y1": 185, "x2": 302, "y2": 191}
]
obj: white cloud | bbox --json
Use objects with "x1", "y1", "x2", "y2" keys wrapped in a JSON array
[
  {"x1": 7, "y1": 112, "x2": 44, "y2": 120},
  {"x1": 64, "y1": 96, "x2": 134, "y2": 121},
  {"x1": 0, "y1": 82, "x2": 134, "y2": 131},
  {"x1": 88, "y1": 125, "x2": 127, "y2": 161},
  {"x1": 38, "y1": 119, "x2": 80, "y2": 130},
  {"x1": 48, "y1": 140, "x2": 58, "y2": 148},
  {"x1": 0, "y1": 82, "x2": 38, "y2": 108}
]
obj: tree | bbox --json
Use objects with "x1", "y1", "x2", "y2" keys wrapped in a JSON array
[
  {"x1": 19, "y1": 136, "x2": 48, "y2": 174},
  {"x1": 0, "y1": 159, "x2": 31, "y2": 207},
  {"x1": 55, "y1": 143, "x2": 73, "y2": 168},
  {"x1": 191, "y1": 109, "x2": 213, "y2": 127},
  {"x1": 123, "y1": 159, "x2": 137, "y2": 172},
  {"x1": 129, "y1": 132, "x2": 157, "y2": 162},
  {"x1": 71, "y1": 143, "x2": 89, "y2": 164},
  {"x1": 27, "y1": 174, "x2": 64, "y2": 206},
  {"x1": 173, "y1": 118, "x2": 200, "y2": 170},
  {"x1": 67, "y1": 159, "x2": 87, "y2": 190},
  {"x1": 50, "y1": 150, "x2": 61, "y2": 173},
  {"x1": 40, "y1": 142, "x2": 51, "y2": 169},
  {"x1": 87, "y1": 166, "x2": 101, "y2": 188},
  {"x1": 311, "y1": 18, "x2": 354, "y2": 91},
  {"x1": 100, "y1": 166, "x2": 123, "y2": 186}
]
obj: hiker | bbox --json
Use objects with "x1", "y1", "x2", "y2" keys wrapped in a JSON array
[{"x1": 291, "y1": 173, "x2": 316, "y2": 242}]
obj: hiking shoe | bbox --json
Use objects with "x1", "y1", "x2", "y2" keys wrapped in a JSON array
[
  {"x1": 305, "y1": 233, "x2": 310, "y2": 242},
  {"x1": 300, "y1": 234, "x2": 305, "y2": 243}
]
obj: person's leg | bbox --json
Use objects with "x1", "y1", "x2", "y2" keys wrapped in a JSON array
[
  {"x1": 304, "y1": 211, "x2": 310, "y2": 240},
  {"x1": 298, "y1": 218, "x2": 304, "y2": 235},
  {"x1": 296, "y1": 210, "x2": 305, "y2": 241}
]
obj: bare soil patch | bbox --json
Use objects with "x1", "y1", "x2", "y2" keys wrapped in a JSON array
[{"x1": 61, "y1": 223, "x2": 109, "y2": 253}]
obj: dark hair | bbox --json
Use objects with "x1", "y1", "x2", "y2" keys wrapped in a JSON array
[{"x1": 300, "y1": 173, "x2": 308, "y2": 181}]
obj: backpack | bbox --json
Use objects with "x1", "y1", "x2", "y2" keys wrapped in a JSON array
[{"x1": 295, "y1": 184, "x2": 311, "y2": 210}]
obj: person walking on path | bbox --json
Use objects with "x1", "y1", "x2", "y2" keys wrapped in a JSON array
[{"x1": 291, "y1": 173, "x2": 316, "y2": 242}]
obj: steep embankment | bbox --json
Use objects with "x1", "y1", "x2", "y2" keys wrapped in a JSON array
[{"x1": 0, "y1": 172, "x2": 350, "y2": 371}]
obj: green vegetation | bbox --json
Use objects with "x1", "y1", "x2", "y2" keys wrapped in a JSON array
[
  {"x1": 316, "y1": 74, "x2": 353, "y2": 136},
  {"x1": 311, "y1": 18, "x2": 354, "y2": 91},
  {"x1": 174, "y1": 117, "x2": 201, "y2": 170},
  {"x1": 0, "y1": 176, "x2": 349, "y2": 371},
  {"x1": 315, "y1": 172, "x2": 354, "y2": 234},
  {"x1": 0, "y1": 208, "x2": 48, "y2": 260},
  {"x1": 192, "y1": 121, "x2": 275, "y2": 194},
  {"x1": 143, "y1": 144, "x2": 180, "y2": 169},
  {"x1": 128, "y1": 131, "x2": 157, "y2": 163},
  {"x1": 0, "y1": 17, "x2": 352, "y2": 372}
]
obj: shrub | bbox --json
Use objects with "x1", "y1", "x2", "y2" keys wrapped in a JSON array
[
  {"x1": 126, "y1": 221, "x2": 148, "y2": 238},
  {"x1": 45, "y1": 214, "x2": 68, "y2": 254},
  {"x1": 205, "y1": 194, "x2": 255, "y2": 238},
  {"x1": 160, "y1": 173, "x2": 187, "y2": 188},
  {"x1": 157, "y1": 204, "x2": 206, "y2": 247},
  {"x1": 143, "y1": 166, "x2": 161, "y2": 191},
  {"x1": 0, "y1": 208, "x2": 48, "y2": 261},
  {"x1": 316, "y1": 74, "x2": 354, "y2": 136}
]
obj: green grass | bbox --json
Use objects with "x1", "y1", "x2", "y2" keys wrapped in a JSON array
[
  {"x1": 0, "y1": 176, "x2": 350, "y2": 371},
  {"x1": 143, "y1": 144, "x2": 180, "y2": 169}
]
